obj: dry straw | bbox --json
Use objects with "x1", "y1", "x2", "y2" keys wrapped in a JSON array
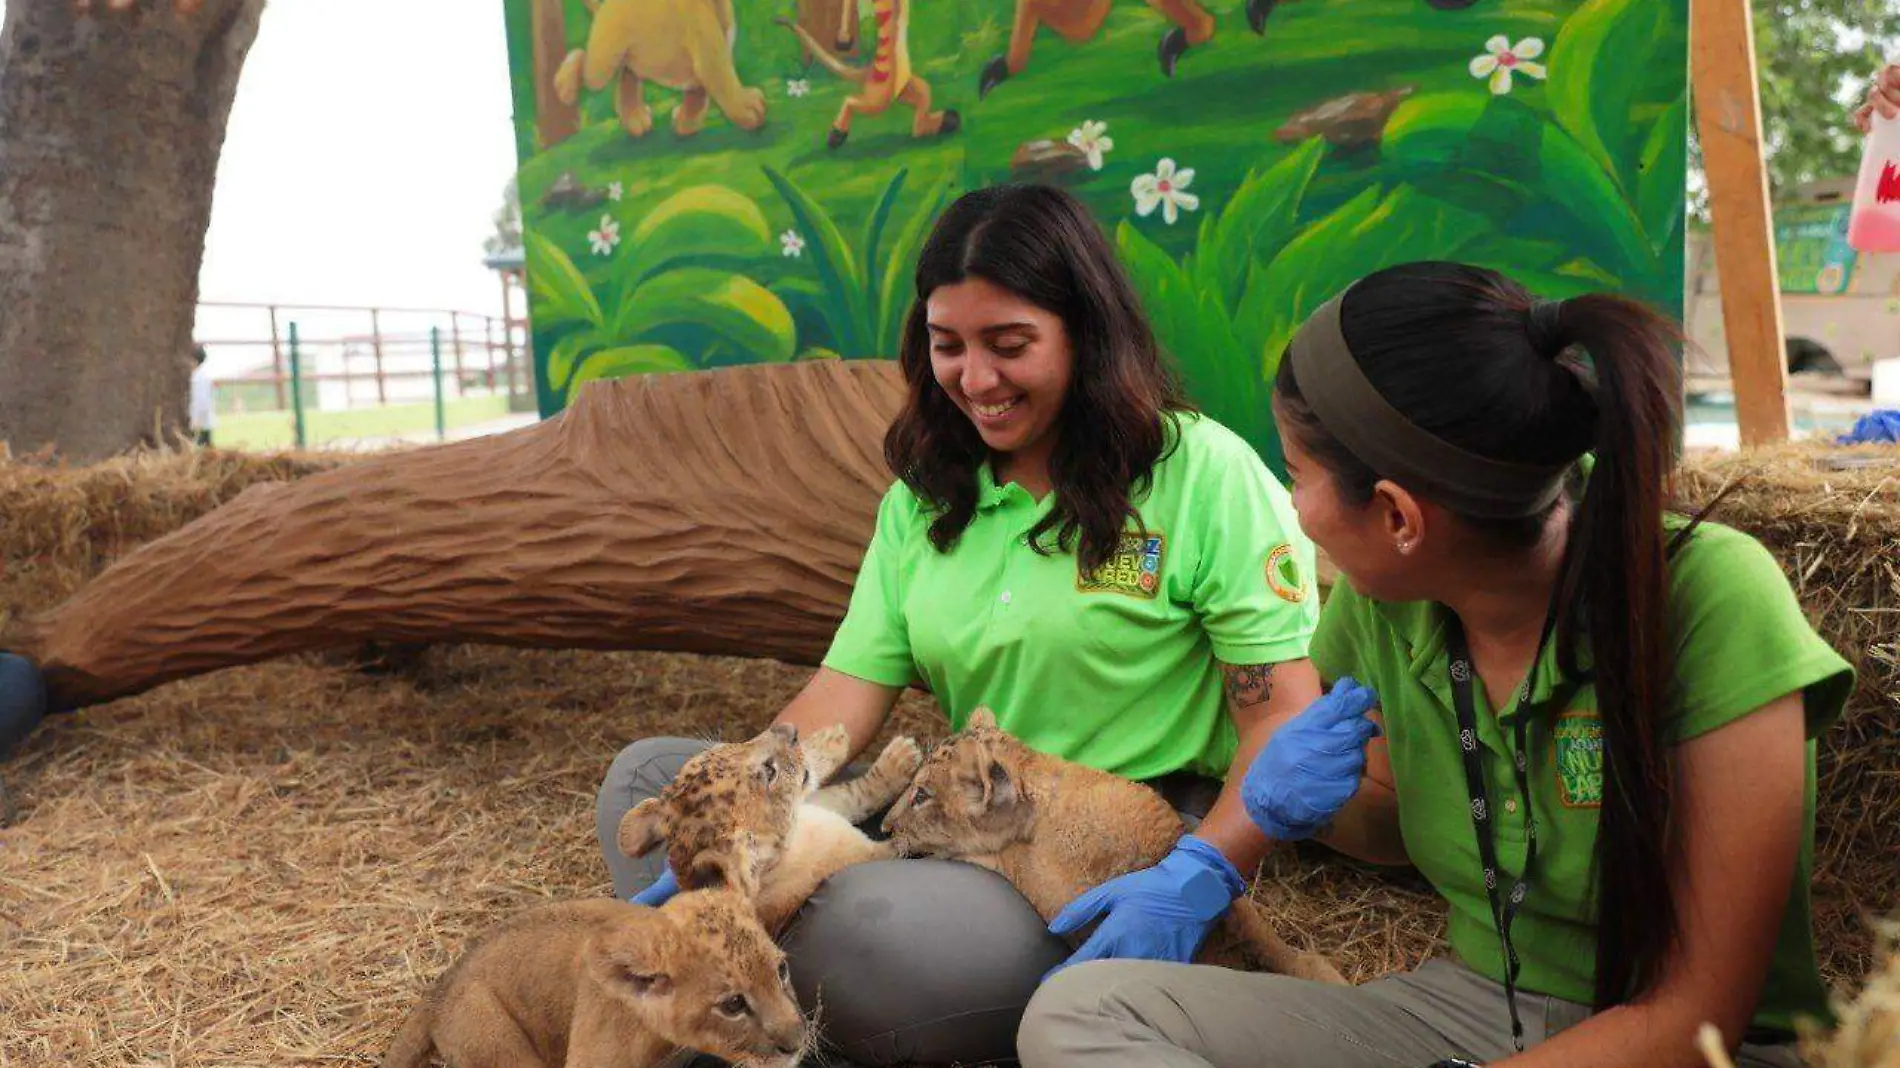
[{"x1": 0, "y1": 440, "x2": 1894, "y2": 1067}]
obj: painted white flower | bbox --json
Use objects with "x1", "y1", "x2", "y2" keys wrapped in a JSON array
[
  {"x1": 1469, "y1": 35, "x2": 1546, "y2": 95},
  {"x1": 607, "y1": 181, "x2": 624, "y2": 202},
  {"x1": 588, "y1": 214, "x2": 621, "y2": 257},
  {"x1": 1067, "y1": 120, "x2": 1114, "y2": 171},
  {"x1": 780, "y1": 229, "x2": 806, "y2": 258},
  {"x1": 1130, "y1": 158, "x2": 1199, "y2": 225},
  {"x1": 787, "y1": 78, "x2": 811, "y2": 98}
]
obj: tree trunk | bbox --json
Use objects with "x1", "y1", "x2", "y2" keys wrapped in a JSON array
[
  {"x1": 24, "y1": 360, "x2": 908, "y2": 710},
  {"x1": 532, "y1": 0, "x2": 577, "y2": 148},
  {"x1": 0, "y1": 0, "x2": 265, "y2": 463}
]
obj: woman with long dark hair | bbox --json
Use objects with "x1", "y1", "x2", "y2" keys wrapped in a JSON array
[
  {"x1": 595, "y1": 184, "x2": 1347, "y2": 1065},
  {"x1": 1018, "y1": 261, "x2": 1852, "y2": 1068}
]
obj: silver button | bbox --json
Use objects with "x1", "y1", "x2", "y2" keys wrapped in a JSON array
[
  {"x1": 1504, "y1": 798, "x2": 1519, "y2": 814},
  {"x1": 1000, "y1": 591, "x2": 1013, "y2": 605}
]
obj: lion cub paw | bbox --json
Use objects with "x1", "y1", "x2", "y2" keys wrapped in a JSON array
[
  {"x1": 804, "y1": 723, "x2": 851, "y2": 778},
  {"x1": 870, "y1": 736, "x2": 924, "y2": 780}
]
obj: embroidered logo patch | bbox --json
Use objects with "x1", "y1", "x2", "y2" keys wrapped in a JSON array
[
  {"x1": 1265, "y1": 543, "x2": 1307, "y2": 603},
  {"x1": 1077, "y1": 532, "x2": 1164, "y2": 599},
  {"x1": 1552, "y1": 710, "x2": 1604, "y2": 809}
]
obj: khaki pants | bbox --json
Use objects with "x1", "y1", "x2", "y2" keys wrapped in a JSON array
[{"x1": 1017, "y1": 957, "x2": 1804, "y2": 1068}]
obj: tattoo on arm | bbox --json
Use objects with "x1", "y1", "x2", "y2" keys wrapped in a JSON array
[{"x1": 1223, "y1": 663, "x2": 1275, "y2": 709}]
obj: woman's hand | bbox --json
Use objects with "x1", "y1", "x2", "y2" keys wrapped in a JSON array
[
  {"x1": 1854, "y1": 63, "x2": 1900, "y2": 132},
  {"x1": 1043, "y1": 835, "x2": 1245, "y2": 977},
  {"x1": 1240, "y1": 678, "x2": 1381, "y2": 841}
]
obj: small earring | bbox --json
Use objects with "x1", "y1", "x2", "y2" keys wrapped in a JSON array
[{"x1": 1397, "y1": 540, "x2": 1416, "y2": 555}]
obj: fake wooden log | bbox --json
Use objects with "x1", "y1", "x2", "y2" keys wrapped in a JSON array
[{"x1": 24, "y1": 360, "x2": 908, "y2": 711}]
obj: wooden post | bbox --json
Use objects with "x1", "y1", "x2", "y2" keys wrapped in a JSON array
[
  {"x1": 268, "y1": 306, "x2": 286, "y2": 411},
  {"x1": 1691, "y1": 0, "x2": 1791, "y2": 446},
  {"x1": 451, "y1": 313, "x2": 467, "y2": 398},
  {"x1": 369, "y1": 307, "x2": 388, "y2": 406}
]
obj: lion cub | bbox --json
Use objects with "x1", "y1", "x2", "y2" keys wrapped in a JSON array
[
  {"x1": 617, "y1": 722, "x2": 922, "y2": 931},
  {"x1": 382, "y1": 888, "x2": 807, "y2": 1068},
  {"x1": 882, "y1": 709, "x2": 1345, "y2": 984}
]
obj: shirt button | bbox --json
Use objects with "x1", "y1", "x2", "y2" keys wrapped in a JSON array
[
  {"x1": 1000, "y1": 591, "x2": 1013, "y2": 605},
  {"x1": 1504, "y1": 798, "x2": 1519, "y2": 814}
]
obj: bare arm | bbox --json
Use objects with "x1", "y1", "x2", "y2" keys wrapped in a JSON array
[
  {"x1": 1495, "y1": 694, "x2": 1808, "y2": 1068},
  {"x1": 771, "y1": 666, "x2": 905, "y2": 764},
  {"x1": 1193, "y1": 658, "x2": 1320, "y2": 875}
]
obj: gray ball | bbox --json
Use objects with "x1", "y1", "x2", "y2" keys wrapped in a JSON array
[{"x1": 778, "y1": 858, "x2": 1072, "y2": 1066}]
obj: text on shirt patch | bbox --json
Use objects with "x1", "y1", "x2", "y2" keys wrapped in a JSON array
[
  {"x1": 1077, "y1": 532, "x2": 1165, "y2": 599},
  {"x1": 1552, "y1": 709, "x2": 1604, "y2": 809}
]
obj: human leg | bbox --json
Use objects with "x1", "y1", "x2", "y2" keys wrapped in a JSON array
[{"x1": 594, "y1": 736, "x2": 711, "y2": 899}]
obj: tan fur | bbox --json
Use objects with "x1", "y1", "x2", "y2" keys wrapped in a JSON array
[
  {"x1": 882, "y1": 709, "x2": 1346, "y2": 984},
  {"x1": 617, "y1": 723, "x2": 922, "y2": 932},
  {"x1": 382, "y1": 890, "x2": 808, "y2": 1068}
]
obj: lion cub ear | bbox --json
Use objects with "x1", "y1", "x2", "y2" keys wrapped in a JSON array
[
  {"x1": 687, "y1": 848, "x2": 760, "y2": 898},
  {"x1": 591, "y1": 915, "x2": 677, "y2": 1002},
  {"x1": 967, "y1": 706, "x2": 998, "y2": 731},
  {"x1": 978, "y1": 753, "x2": 1019, "y2": 811},
  {"x1": 617, "y1": 798, "x2": 667, "y2": 858}
]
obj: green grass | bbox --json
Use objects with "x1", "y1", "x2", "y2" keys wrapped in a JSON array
[{"x1": 213, "y1": 395, "x2": 515, "y2": 451}]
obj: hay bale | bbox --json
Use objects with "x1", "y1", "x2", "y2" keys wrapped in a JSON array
[
  {"x1": 1797, "y1": 918, "x2": 1900, "y2": 1068},
  {"x1": 1678, "y1": 445, "x2": 1900, "y2": 985}
]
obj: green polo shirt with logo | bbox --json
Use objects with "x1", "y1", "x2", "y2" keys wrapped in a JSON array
[
  {"x1": 823, "y1": 412, "x2": 1319, "y2": 781},
  {"x1": 1311, "y1": 520, "x2": 1853, "y2": 1033}
]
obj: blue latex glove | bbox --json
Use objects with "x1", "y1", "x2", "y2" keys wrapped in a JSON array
[
  {"x1": 1242, "y1": 676, "x2": 1381, "y2": 841},
  {"x1": 1044, "y1": 835, "x2": 1244, "y2": 978},
  {"x1": 630, "y1": 863, "x2": 680, "y2": 906}
]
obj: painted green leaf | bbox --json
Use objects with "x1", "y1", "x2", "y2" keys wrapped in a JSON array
[
  {"x1": 1208, "y1": 139, "x2": 1327, "y2": 309},
  {"x1": 566, "y1": 345, "x2": 694, "y2": 400},
  {"x1": 547, "y1": 327, "x2": 607, "y2": 392},
  {"x1": 1532, "y1": 119, "x2": 1658, "y2": 289},
  {"x1": 625, "y1": 185, "x2": 773, "y2": 284},
  {"x1": 524, "y1": 230, "x2": 605, "y2": 331},
  {"x1": 1636, "y1": 92, "x2": 1688, "y2": 257},
  {"x1": 1545, "y1": 0, "x2": 1674, "y2": 196},
  {"x1": 1252, "y1": 185, "x2": 1490, "y2": 374},
  {"x1": 860, "y1": 168, "x2": 909, "y2": 321},
  {"x1": 876, "y1": 172, "x2": 955, "y2": 359},
  {"x1": 761, "y1": 166, "x2": 870, "y2": 357},
  {"x1": 619, "y1": 267, "x2": 797, "y2": 364},
  {"x1": 1117, "y1": 222, "x2": 1260, "y2": 447}
]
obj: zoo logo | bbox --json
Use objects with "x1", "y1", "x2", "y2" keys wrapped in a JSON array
[
  {"x1": 1077, "y1": 532, "x2": 1165, "y2": 599},
  {"x1": 1265, "y1": 543, "x2": 1306, "y2": 603},
  {"x1": 1552, "y1": 710, "x2": 1604, "y2": 809}
]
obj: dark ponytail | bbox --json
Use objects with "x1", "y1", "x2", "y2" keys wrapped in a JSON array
[{"x1": 1273, "y1": 261, "x2": 1686, "y2": 1009}]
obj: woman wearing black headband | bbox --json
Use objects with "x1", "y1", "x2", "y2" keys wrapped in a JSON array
[{"x1": 1019, "y1": 261, "x2": 1852, "y2": 1068}]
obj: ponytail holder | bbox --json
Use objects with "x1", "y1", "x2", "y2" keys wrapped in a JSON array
[{"x1": 1527, "y1": 299, "x2": 1566, "y2": 355}]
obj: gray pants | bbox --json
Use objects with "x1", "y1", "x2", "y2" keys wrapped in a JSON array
[
  {"x1": 597, "y1": 737, "x2": 1075, "y2": 1066},
  {"x1": 1016, "y1": 956, "x2": 1805, "y2": 1068}
]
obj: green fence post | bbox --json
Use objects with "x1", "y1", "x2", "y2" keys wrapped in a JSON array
[
  {"x1": 288, "y1": 321, "x2": 307, "y2": 449},
  {"x1": 431, "y1": 326, "x2": 447, "y2": 442}
]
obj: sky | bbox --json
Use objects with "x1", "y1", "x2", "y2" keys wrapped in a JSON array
[{"x1": 5, "y1": 0, "x2": 523, "y2": 377}]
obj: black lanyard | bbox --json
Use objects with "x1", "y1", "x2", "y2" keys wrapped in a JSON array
[{"x1": 1442, "y1": 609, "x2": 1557, "y2": 1054}]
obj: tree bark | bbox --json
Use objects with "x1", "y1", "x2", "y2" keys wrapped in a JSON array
[
  {"x1": 0, "y1": 0, "x2": 265, "y2": 463},
  {"x1": 24, "y1": 360, "x2": 908, "y2": 710},
  {"x1": 532, "y1": 0, "x2": 577, "y2": 148}
]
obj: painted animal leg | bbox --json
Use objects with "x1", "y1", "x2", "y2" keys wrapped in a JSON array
[
  {"x1": 615, "y1": 70, "x2": 654, "y2": 137},
  {"x1": 811, "y1": 737, "x2": 922, "y2": 821},
  {"x1": 685, "y1": 9, "x2": 767, "y2": 130},
  {"x1": 983, "y1": 0, "x2": 1114, "y2": 97},
  {"x1": 898, "y1": 76, "x2": 960, "y2": 139},
  {"x1": 1150, "y1": 0, "x2": 1217, "y2": 76},
  {"x1": 826, "y1": 95, "x2": 871, "y2": 148},
  {"x1": 554, "y1": 49, "x2": 587, "y2": 106},
  {"x1": 674, "y1": 86, "x2": 711, "y2": 136}
]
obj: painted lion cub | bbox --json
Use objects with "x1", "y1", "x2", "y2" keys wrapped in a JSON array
[
  {"x1": 617, "y1": 722, "x2": 922, "y2": 931},
  {"x1": 882, "y1": 709, "x2": 1346, "y2": 984},
  {"x1": 381, "y1": 888, "x2": 807, "y2": 1068}
]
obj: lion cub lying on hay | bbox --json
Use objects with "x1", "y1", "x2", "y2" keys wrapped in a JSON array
[
  {"x1": 616, "y1": 722, "x2": 923, "y2": 931},
  {"x1": 882, "y1": 709, "x2": 1345, "y2": 984},
  {"x1": 382, "y1": 889, "x2": 808, "y2": 1068}
]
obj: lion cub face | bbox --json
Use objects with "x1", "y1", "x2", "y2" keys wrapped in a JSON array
[
  {"x1": 881, "y1": 708, "x2": 1034, "y2": 859},
  {"x1": 618, "y1": 724, "x2": 821, "y2": 895},
  {"x1": 592, "y1": 889, "x2": 808, "y2": 1068}
]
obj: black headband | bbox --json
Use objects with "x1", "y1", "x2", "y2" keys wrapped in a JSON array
[{"x1": 1285, "y1": 287, "x2": 1571, "y2": 520}]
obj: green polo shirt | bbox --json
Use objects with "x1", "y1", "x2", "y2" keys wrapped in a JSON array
[
  {"x1": 823, "y1": 412, "x2": 1319, "y2": 780},
  {"x1": 1312, "y1": 520, "x2": 1853, "y2": 1032}
]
